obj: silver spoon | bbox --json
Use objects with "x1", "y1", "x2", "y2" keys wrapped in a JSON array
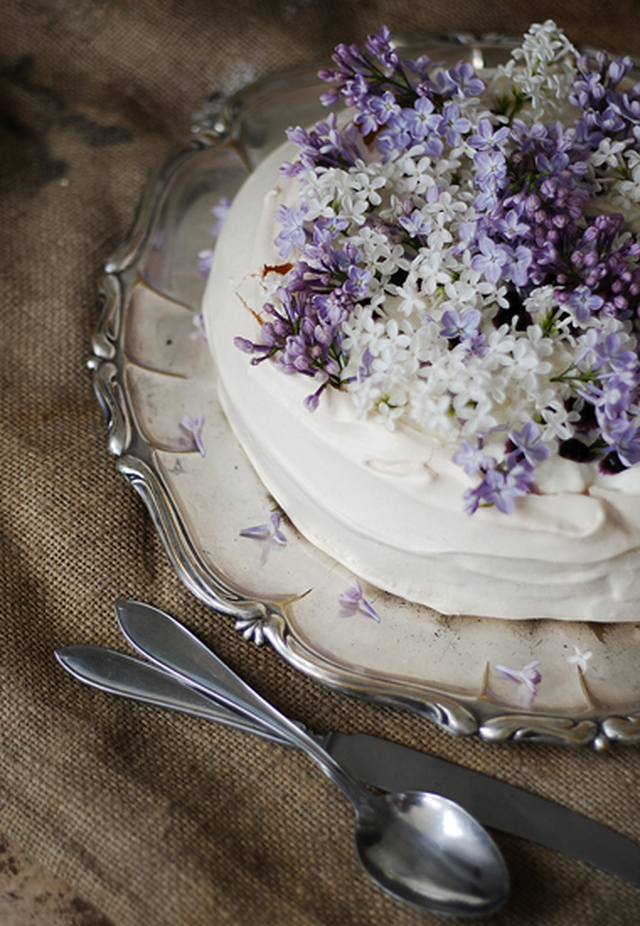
[{"x1": 111, "y1": 599, "x2": 509, "y2": 917}]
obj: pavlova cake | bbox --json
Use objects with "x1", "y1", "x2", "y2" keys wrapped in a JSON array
[{"x1": 203, "y1": 22, "x2": 640, "y2": 622}]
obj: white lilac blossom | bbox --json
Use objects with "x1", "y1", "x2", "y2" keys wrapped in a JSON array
[
  {"x1": 339, "y1": 580, "x2": 380, "y2": 622},
  {"x1": 494, "y1": 19, "x2": 579, "y2": 123},
  {"x1": 566, "y1": 645, "x2": 593, "y2": 672},
  {"x1": 236, "y1": 22, "x2": 640, "y2": 514},
  {"x1": 180, "y1": 414, "x2": 206, "y2": 456}
]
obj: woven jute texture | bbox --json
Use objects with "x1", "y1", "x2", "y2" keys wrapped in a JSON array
[{"x1": 3, "y1": 1, "x2": 640, "y2": 923}]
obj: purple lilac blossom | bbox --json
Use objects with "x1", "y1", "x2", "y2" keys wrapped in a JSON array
[
  {"x1": 473, "y1": 149, "x2": 508, "y2": 191},
  {"x1": 502, "y1": 244, "x2": 533, "y2": 287},
  {"x1": 211, "y1": 197, "x2": 230, "y2": 236},
  {"x1": 197, "y1": 249, "x2": 215, "y2": 278},
  {"x1": 344, "y1": 264, "x2": 373, "y2": 299},
  {"x1": 603, "y1": 420, "x2": 640, "y2": 466},
  {"x1": 364, "y1": 25, "x2": 398, "y2": 69},
  {"x1": 452, "y1": 440, "x2": 494, "y2": 476},
  {"x1": 471, "y1": 235, "x2": 509, "y2": 285},
  {"x1": 494, "y1": 660, "x2": 541, "y2": 708},
  {"x1": 462, "y1": 457, "x2": 535, "y2": 515},
  {"x1": 190, "y1": 312, "x2": 208, "y2": 342},
  {"x1": 439, "y1": 308, "x2": 482, "y2": 344},
  {"x1": 566, "y1": 286, "x2": 604, "y2": 325},
  {"x1": 497, "y1": 210, "x2": 530, "y2": 240},
  {"x1": 447, "y1": 61, "x2": 485, "y2": 98},
  {"x1": 508, "y1": 422, "x2": 551, "y2": 468},
  {"x1": 452, "y1": 421, "x2": 551, "y2": 514},
  {"x1": 468, "y1": 119, "x2": 510, "y2": 150},
  {"x1": 579, "y1": 330, "x2": 637, "y2": 373},
  {"x1": 402, "y1": 97, "x2": 440, "y2": 140},
  {"x1": 339, "y1": 580, "x2": 380, "y2": 622},
  {"x1": 398, "y1": 209, "x2": 431, "y2": 238},
  {"x1": 377, "y1": 115, "x2": 413, "y2": 157},
  {"x1": 313, "y1": 215, "x2": 349, "y2": 244},
  {"x1": 274, "y1": 204, "x2": 308, "y2": 258},
  {"x1": 495, "y1": 660, "x2": 542, "y2": 694},
  {"x1": 240, "y1": 510, "x2": 287, "y2": 545},
  {"x1": 355, "y1": 90, "x2": 399, "y2": 134},
  {"x1": 438, "y1": 101, "x2": 471, "y2": 146},
  {"x1": 180, "y1": 414, "x2": 205, "y2": 456}
]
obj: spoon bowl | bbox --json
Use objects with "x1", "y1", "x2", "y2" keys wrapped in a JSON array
[{"x1": 357, "y1": 791, "x2": 508, "y2": 915}]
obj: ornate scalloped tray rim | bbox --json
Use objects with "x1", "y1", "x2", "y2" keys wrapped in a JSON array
[{"x1": 90, "y1": 37, "x2": 640, "y2": 749}]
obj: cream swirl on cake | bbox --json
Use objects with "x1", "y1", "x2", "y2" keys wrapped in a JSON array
[{"x1": 203, "y1": 23, "x2": 640, "y2": 621}]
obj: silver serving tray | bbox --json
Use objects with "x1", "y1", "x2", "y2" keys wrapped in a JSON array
[{"x1": 91, "y1": 37, "x2": 640, "y2": 748}]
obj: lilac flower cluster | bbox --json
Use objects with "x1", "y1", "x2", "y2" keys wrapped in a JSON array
[
  {"x1": 281, "y1": 115, "x2": 364, "y2": 178},
  {"x1": 469, "y1": 121, "x2": 592, "y2": 287},
  {"x1": 304, "y1": 25, "x2": 485, "y2": 166},
  {"x1": 571, "y1": 52, "x2": 640, "y2": 147},
  {"x1": 235, "y1": 22, "x2": 640, "y2": 514},
  {"x1": 235, "y1": 218, "x2": 375, "y2": 411},
  {"x1": 453, "y1": 422, "x2": 549, "y2": 514}
]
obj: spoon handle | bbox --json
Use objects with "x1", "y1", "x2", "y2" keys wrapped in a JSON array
[
  {"x1": 114, "y1": 600, "x2": 371, "y2": 810},
  {"x1": 55, "y1": 644, "x2": 291, "y2": 745}
]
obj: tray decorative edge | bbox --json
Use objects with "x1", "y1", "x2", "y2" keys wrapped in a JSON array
[{"x1": 89, "y1": 40, "x2": 640, "y2": 750}]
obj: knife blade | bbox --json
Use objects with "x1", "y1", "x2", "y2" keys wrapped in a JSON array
[
  {"x1": 325, "y1": 730, "x2": 640, "y2": 889},
  {"x1": 56, "y1": 635, "x2": 640, "y2": 889}
]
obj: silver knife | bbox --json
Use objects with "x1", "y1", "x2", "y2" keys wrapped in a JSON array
[{"x1": 56, "y1": 600, "x2": 640, "y2": 890}]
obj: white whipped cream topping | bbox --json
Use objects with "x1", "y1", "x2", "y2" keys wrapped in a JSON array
[{"x1": 203, "y1": 140, "x2": 640, "y2": 621}]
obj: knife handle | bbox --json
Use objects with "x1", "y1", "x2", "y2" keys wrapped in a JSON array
[{"x1": 55, "y1": 645, "x2": 292, "y2": 745}]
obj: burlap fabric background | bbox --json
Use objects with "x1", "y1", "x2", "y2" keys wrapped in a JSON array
[{"x1": 3, "y1": 1, "x2": 640, "y2": 923}]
